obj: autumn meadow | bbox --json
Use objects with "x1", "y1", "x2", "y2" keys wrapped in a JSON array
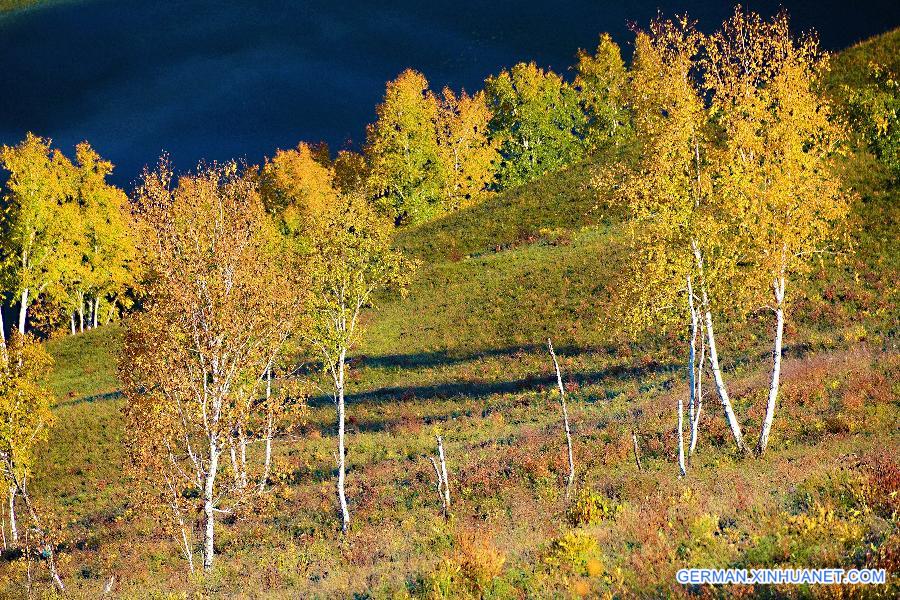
[{"x1": 0, "y1": 3, "x2": 897, "y2": 598}]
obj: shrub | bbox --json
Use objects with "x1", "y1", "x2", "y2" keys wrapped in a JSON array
[
  {"x1": 543, "y1": 530, "x2": 598, "y2": 574},
  {"x1": 567, "y1": 490, "x2": 620, "y2": 527}
]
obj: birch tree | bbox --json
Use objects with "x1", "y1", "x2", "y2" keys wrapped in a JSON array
[
  {"x1": 706, "y1": 9, "x2": 850, "y2": 455},
  {"x1": 366, "y1": 69, "x2": 444, "y2": 224},
  {"x1": 260, "y1": 142, "x2": 339, "y2": 238},
  {"x1": 0, "y1": 332, "x2": 65, "y2": 592},
  {"x1": 121, "y1": 160, "x2": 304, "y2": 572},
  {"x1": 68, "y1": 142, "x2": 137, "y2": 333},
  {"x1": 547, "y1": 339, "x2": 576, "y2": 498},
  {"x1": 614, "y1": 17, "x2": 748, "y2": 457},
  {"x1": 0, "y1": 134, "x2": 80, "y2": 335},
  {"x1": 307, "y1": 193, "x2": 412, "y2": 533},
  {"x1": 574, "y1": 33, "x2": 632, "y2": 150},
  {"x1": 435, "y1": 88, "x2": 498, "y2": 210},
  {"x1": 484, "y1": 62, "x2": 587, "y2": 188}
]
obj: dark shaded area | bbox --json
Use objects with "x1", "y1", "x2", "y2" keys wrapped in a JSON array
[
  {"x1": 353, "y1": 342, "x2": 610, "y2": 371},
  {"x1": 1, "y1": 0, "x2": 897, "y2": 187},
  {"x1": 309, "y1": 359, "x2": 680, "y2": 411}
]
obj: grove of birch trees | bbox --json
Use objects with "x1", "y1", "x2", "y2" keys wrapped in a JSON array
[
  {"x1": 0, "y1": 5, "x2": 883, "y2": 585},
  {"x1": 610, "y1": 8, "x2": 851, "y2": 471}
]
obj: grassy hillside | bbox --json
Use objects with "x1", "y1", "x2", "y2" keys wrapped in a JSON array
[{"x1": 3, "y1": 29, "x2": 898, "y2": 599}]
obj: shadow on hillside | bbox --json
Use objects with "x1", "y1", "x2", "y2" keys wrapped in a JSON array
[
  {"x1": 351, "y1": 342, "x2": 612, "y2": 371},
  {"x1": 54, "y1": 390, "x2": 122, "y2": 408},
  {"x1": 308, "y1": 359, "x2": 679, "y2": 415}
]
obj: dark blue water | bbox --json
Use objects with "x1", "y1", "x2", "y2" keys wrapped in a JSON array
[{"x1": 1, "y1": 0, "x2": 898, "y2": 187}]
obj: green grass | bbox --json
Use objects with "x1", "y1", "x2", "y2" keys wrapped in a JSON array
[{"x1": 42, "y1": 325, "x2": 122, "y2": 402}]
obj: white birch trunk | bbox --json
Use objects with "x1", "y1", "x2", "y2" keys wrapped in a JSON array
[
  {"x1": 8, "y1": 485, "x2": 16, "y2": 544},
  {"x1": 702, "y1": 298, "x2": 745, "y2": 453},
  {"x1": 70, "y1": 313, "x2": 76, "y2": 335},
  {"x1": 686, "y1": 276, "x2": 699, "y2": 466},
  {"x1": 78, "y1": 292, "x2": 84, "y2": 333},
  {"x1": 690, "y1": 323, "x2": 705, "y2": 458},
  {"x1": 259, "y1": 368, "x2": 273, "y2": 493},
  {"x1": 436, "y1": 436, "x2": 450, "y2": 509},
  {"x1": 13, "y1": 476, "x2": 64, "y2": 592},
  {"x1": 336, "y1": 349, "x2": 350, "y2": 534},
  {"x1": 757, "y1": 278, "x2": 786, "y2": 455},
  {"x1": 93, "y1": 297, "x2": 100, "y2": 328},
  {"x1": 238, "y1": 426, "x2": 248, "y2": 489},
  {"x1": 547, "y1": 339, "x2": 575, "y2": 499},
  {"x1": 202, "y1": 434, "x2": 219, "y2": 571},
  {"x1": 17, "y1": 288, "x2": 28, "y2": 335},
  {"x1": 692, "y1": 243, "x2": 744, "y2": 452},
  {"x1": 632, "y1": 429, "x2": 642, "y2": 472},
  {"x1": 428, "y1": 456, "x2": 446, "y2": 516}
]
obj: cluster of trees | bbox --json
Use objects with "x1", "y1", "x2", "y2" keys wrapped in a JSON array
[
  {"x1": 0, "y1": 134, "x2": 137, "y2": 338},
  {"x1": 119, "y1": 156, "x2": 411, "y2": 572},
  {"x1": 360, "y1": 35, "x2": 631, "y2": 224},
  {"x1": 609, "y1": 8, "x2": 850, "y2": 471},
  {"x1": 0, "y1": 6, "x2": 872, "y2": 587}
]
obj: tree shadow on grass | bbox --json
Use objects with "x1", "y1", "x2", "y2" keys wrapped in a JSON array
[
  {"x1": 352, "y1": 342, "x2": 606, "y2": 370},
  {"x1": 53, "y1": 390, "x2": 122, "y2": 408},
  {"x1": 308, "y1": 359, "x2": 680, "y2": 416}
]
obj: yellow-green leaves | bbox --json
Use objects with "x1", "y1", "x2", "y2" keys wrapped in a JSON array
[
  {"x1": 308, "y1": 192, "x2": 415, "y2": 362},
  {"x1": 367, "y1": 69, "x2": 445, "y2": 224},
  {"x1": 260, "y1": 142, "x2": 339, "y2": 238},
  {"x1": 436, "y1": 88, "x2": 498, "y2": 211},
  {"x1": 707, "y1": 8, "x2": 850, "y2": 306},
  {"x1": 614, "y1": 17, "x2": 710, "y2": 334},
  {"x1": 0, "y1": 332, "x2": 54, "y2": 482},
  {"x1": 485, "y1": 62, "x2": 587, "y2": 189},
  {"x1": 575, "y1": 33, "x2": 632, "y2": 150},
  {"x1": 0, "y1": 134, "x2": 79, "y2": 314},
  {"x1": 366, "y1": 70, "x2": 498, "y2": 224}
]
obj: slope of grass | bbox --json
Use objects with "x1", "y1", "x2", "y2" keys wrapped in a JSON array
[{"x1": 41, "y1": 325, "x2": 122, "y2": 402}]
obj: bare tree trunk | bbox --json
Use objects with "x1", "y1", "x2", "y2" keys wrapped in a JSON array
[
  {"x1": 702, "y1": 300, "x2": 745, "y2": 453},
  {"x1": 682, "y1": 276, "x2": 698, "y2": 474},
  {"x1": 70, "y1": 313, "x2": 76, "y2": 335},
  {"x1": 690, "y1": 321, "x2": 705, "y2": 458},
  {"x1": 17, "y1": 288, "x2": 28, "y2": 335},
  {"x1": 238, "y1": 426, "x2": 248, "y2": 489},
  {"x1": 428, "y1": 456, "x2": 447, "y2": 517},
  {"x1": 202, "y1": 434, "x2": 219, "y2": 572},
  {"x1": 78, "y1": 292, "x2": 84, "y2": 333},
  {"x1": 692, "y1": 244, "x2": 744, "y2": 453},
  {"x1": 436, "y1": 436, "x2": 450, "y2": 510},
  {"x1": 547, "y1": 339, "x2": 576, "y2": 500},
  {"x1": 168, "y1": 481, "x2": 194, "y2": 573},
  {"x1": 93, "y1": 297, "x2": 100, "y2": 328},
  {"x1": 259, "y1": 368, "x2": 273, "y2": 493},
  {"x1": 336, "y1": 349, "x2": 350, "y2": 534},
  {"x1": 632, "y1": 429, "x2": 642, "y2": 472},
  {"x1": 757, "y1": 277, "x2": 786, "y2": 455},
  {"x1": 8, "y1": 484, "x2": 17, "y2": 544}
]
